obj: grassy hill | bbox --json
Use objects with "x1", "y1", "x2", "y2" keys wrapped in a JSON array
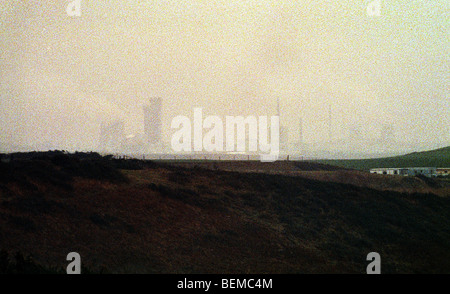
[
  {"x1": 0, "y1": 151, "x2": 449, "y2": 273},
  {"x1": 316, "y1": 146, "x2": 450, "y2": 171}
]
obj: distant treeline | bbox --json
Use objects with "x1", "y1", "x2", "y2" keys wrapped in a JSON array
[
  {"x1": 2, "y1": 150, "x2": 113, "y2": 161},
  {"x1": 0, "y1": 151, "x2": 163, "y2": 189},
  {"x1": 0, "y1": 150, "x2": 162, "y2": 171}
]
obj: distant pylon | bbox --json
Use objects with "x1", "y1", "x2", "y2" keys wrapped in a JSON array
[
  {"x1": 328, "y1": 105, "x2": 332, "y2": 142},
  {"x1": 277, "y1": 97, "x2": 280, "y2": 117}
]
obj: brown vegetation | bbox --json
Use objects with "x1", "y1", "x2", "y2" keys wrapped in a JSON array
[{"x1": 0, "y1": 153, "x2": 449, "y2": 273}]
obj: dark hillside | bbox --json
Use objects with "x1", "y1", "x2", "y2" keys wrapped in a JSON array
[{"x1": 0, "y1": 152, "x2": 449, "y2": 273}]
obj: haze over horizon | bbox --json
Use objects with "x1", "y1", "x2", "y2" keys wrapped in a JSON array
[{"x1": 0, "y1": 1, "x2": 448, "y2": 157}]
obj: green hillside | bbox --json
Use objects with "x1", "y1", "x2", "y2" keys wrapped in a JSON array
[{"x1": 316, "y1": 146, "x2": 450, "y2": 171}]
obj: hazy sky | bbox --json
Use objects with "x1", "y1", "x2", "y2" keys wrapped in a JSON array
[{"x1": 0, "y1": 1, "x2": 448, "y2": 153}]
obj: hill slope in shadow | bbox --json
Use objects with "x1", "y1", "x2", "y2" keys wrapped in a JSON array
[{"x1": 0, "y1": 152, "x2": 449, "y2": 273}]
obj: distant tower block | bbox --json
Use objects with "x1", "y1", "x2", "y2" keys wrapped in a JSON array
[
  {"x1": 380, "y1": 124, "x2": 394, "y2": 144},
  {"x1": 100, "y1": 120, "x2": 125, "y2": 152},
  {"x1": 276, "y1": 97, "x2": 288, "y2": 148},
  {"x1": 144, "y1": 97, "x2": 162, "y2": 144},
  {"x1": 299, "y1": 118, "x2": 303, "y2": 144},
  {"x1": 279, "y1": 126, "x2": 288, "y2": 146}
]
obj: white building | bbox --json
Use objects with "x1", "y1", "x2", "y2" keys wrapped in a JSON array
[
  {"x1": 370, "y1": 167, "x2": 437, "y2": 177},
  {"x1": 437, "y1": 168, "x2": 450, "y2": 177}
]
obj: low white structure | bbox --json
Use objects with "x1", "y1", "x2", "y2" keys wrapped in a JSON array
[
  {"x1": 437, "y1": 168, "x2": 450, "y2": 177},
  {"x1": 370, "y1": 167, "x2": 437, "y2": 177}
]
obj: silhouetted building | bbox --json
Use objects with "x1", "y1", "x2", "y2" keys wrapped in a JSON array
[
  {"x1": 299, "y1": 118, "x2": 303, "y2": 144},
  {"x1": 100, "y1": 120, "x2": 125, "y2": 153},
  {"x1": 144, "y1": 98, "x2": 162, "y2": 145},
  {"x1": 277, "y1": 97, "x2": 288, "y2": 151},
  {"x1": 121, "y1": 133, "x2": 146, "y2": 154}
]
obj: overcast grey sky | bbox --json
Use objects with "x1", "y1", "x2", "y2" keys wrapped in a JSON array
[{"x1": 0, "y1": 1, "x2": 448, "y2": 154}]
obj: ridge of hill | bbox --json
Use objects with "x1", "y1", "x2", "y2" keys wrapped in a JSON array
[{"x1": 316, "y1": 146, "x2": 450, "y2": 170}]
